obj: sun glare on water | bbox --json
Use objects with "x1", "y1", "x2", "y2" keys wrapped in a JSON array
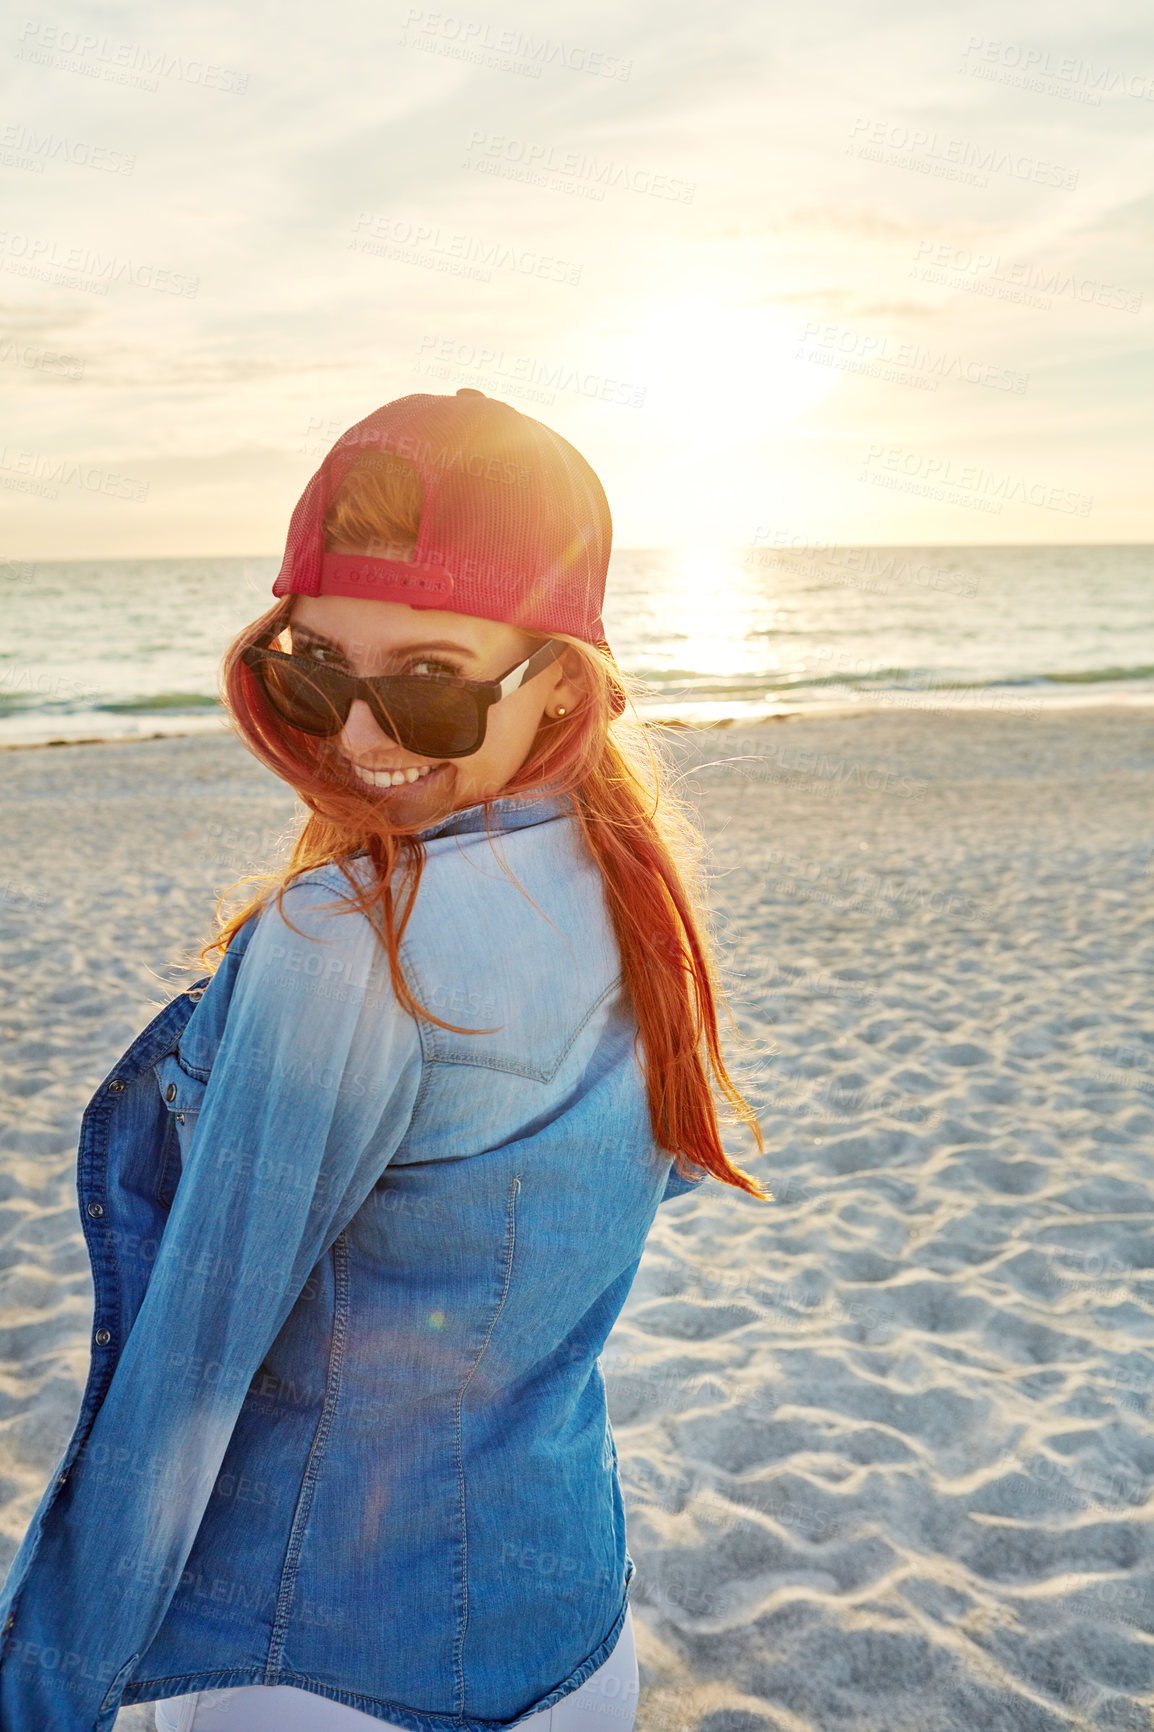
[
  {"x1": 611, "y1": 543, "x2": 805, "y2": 723},
  {"x1": 665, "y1": 544, "x2": 769, "y2": 678}
]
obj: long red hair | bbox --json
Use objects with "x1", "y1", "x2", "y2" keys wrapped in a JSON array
[{"x1": 203, "y1": 456, "x2": 768, "y2": 1198}]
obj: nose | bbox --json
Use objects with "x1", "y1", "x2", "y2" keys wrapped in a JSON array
[{"x1": 337, "y1": 697, "x2": 399, "y2": 758}]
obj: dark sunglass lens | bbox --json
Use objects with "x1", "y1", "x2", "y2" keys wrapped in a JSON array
[
  {"x1": 257, "y1": 655, "x2": 349, "y2": 737},
  {"x1": 366, "y1": 677, "x2": 484, "y2": 758}
]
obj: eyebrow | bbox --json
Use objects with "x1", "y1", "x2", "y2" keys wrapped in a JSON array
[{"x1": 289, "y1": 625, "x2": 479, "y2": 663}]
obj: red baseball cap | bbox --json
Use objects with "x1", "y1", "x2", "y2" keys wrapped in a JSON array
[{"x1": 273, "y1": 389, "x2": 626, "y2": 714}]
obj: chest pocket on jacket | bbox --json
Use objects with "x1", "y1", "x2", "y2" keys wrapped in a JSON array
[{"x1": 152, "y1": 1053, "x2": 208, "y2": 1209}]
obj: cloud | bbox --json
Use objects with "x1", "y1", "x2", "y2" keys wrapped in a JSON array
[
  {"x1": 2, "y1": 0, "x2": 1151, "y2": 548},
  {"x1": 0, "y1": 302, "x2": 98, "y2": 340}
]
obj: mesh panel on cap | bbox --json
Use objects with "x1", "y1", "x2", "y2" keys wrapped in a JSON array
[
  {"x1": 274, "y1": 393, "x2": 610, "y2": 637},
  {"x1": 271, "y1": 391, "x2": 625, "y2": 712}
]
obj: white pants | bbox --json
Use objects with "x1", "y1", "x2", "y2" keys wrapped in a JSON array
[{"x1": 154, "y1": 1606, "x2": 638, "y2": 1732}]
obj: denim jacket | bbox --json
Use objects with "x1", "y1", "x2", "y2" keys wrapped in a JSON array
[{"x1": 0, "y1": 789, "x2": 703, "y2": 1731}]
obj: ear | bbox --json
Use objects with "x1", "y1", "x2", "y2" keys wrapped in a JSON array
[{"x1": 542, "y1": 644, "x2": 586, "y2": 714}]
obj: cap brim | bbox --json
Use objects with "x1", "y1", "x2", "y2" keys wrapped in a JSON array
[{"x1": 593, "y1": 637, "x2": 628, "y2": 719}]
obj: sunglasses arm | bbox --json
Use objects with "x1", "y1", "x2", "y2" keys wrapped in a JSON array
[{"x1": 496, "y1": 639, "x2": 567, "y2": 700}]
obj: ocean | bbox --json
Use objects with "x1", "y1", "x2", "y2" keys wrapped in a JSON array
[{"x1": 1, "y1": 544, "x2": 1151, "y2": 746}]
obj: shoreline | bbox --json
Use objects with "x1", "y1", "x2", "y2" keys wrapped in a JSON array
[{"x1": 2, "y1": 688, "x2": 1153, "y2": 752}]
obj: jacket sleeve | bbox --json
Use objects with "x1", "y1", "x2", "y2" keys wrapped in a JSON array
[
  {"x1": 660, "y1": 1164, "x2": 707, "y2": 1204},
  {"x1": 0, "y1": 871, "x2": 424, "y2": 1732}
]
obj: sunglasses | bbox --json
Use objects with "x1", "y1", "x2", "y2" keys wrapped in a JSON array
[{"x1": 241, "y1": 633, "x2": 567, "y2": 759}]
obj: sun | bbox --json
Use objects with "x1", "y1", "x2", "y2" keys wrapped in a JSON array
[
  {"x1": 597, "y1": 289, "x2": 840, "y2": 545},
  {"x1": 616, "y1": 291, "x2": 837, "y2": 437}
]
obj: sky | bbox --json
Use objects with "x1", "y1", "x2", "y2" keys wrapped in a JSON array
[{"x1": 1, "y1": 0, "x2": 1152, "y2": 557}]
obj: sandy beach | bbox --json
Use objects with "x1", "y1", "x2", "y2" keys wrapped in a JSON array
[{"x1": 1, "y1": 708, "x2": 1152, "y2": 1731}]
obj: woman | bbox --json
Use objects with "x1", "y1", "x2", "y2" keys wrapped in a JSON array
[{"x1": 0, "y1": 390, "x2": 766, "y2": 1732}]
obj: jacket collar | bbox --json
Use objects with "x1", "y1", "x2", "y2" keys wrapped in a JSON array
[
  {"x1": 414, "y1": 787, "x2": 576, "y2": 843},
  {"x1": 343, "y1": 789, "x2": 577, "y2": 871}
]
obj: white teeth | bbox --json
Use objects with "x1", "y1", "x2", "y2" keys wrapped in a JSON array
[{"x1": 350, "y1": 762, "x2": 435, "y2": 789}]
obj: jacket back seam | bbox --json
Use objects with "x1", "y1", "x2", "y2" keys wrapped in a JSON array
[
  {"x1": 265, "y1": 1229, "x2": 351, "y2": 1678},
  {"x1": 452, "y1": 1172, "x2": 520, "y2": 1717},
  {"x1": 407, "y1": 970, "x2": 624, "y2": 1084},
  {"x1": 397, "y1": 935, "x2": 439, "y2": 1113}
]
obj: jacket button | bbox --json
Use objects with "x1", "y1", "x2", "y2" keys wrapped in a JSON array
[
  {"x1": 3, "y1": 1612, "x2": 13, "y2": 1632},
  {"x1": 165, "y1": 1083, "x2": 177, "y2": 1102},
  {"x1": 176, "y1": 1113, "x2": 185, "y2": 1125},
  {"x1": 94, "y1": 1328, "x2": 111, "y2": 1346},
  {"x1": 108, "y1": 1079, "x2": 126, "y2": 1094},
  {"x1": 87, "y1": 1201, "x2": 104, "y2": 1217},
  {"x1": 56, "y1": 1472, "x2": 68, "y2": 1487}
]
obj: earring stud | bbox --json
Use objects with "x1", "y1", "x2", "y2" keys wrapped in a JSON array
[{"x1": 554, "y1": 706, "x2": 567, "y2": 718}]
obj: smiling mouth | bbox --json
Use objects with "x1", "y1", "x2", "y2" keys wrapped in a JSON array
[{"x1": 348, "y1": 761, "x2": 449, "y2": 791}]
